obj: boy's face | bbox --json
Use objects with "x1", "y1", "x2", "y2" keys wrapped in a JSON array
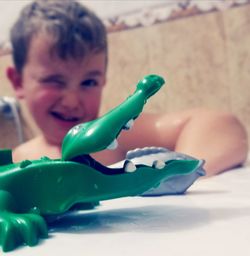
[{"x1": 9, "y1": 34, "x2": 107, "y2": 145}]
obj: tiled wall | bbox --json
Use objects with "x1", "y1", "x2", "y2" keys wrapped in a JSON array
[
  {"x1": 0, "y1": 4, "x2": 249, "y2": 148},
  {"x1": 102, "y1": 4, "x2": 250, "y2": 140}
]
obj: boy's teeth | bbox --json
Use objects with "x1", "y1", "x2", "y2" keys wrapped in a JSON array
[
  {"x1": 124, "y1": 160, "x2": 137, "y2": 173},
  {"x1": 123, "y1": 119, "x2": 134, "y2": 130},
  {"x1": 152, "y1": 160, "x2": 165, "y2": 169},
  {"x1": 63, "y1": 116, "x2": 78, "y2": 121},
  {"x1": 107, "y1": 139, "x2": 118, "y2": 150},
  {"x1": 51, "y1": 111, "x2": 79, "y2": 121}
]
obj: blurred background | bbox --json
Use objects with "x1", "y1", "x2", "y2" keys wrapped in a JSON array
[{"x1": 0, "y1": 0, "x2": 249, "y2": 148}]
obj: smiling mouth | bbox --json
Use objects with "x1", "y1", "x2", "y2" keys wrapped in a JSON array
[
  {"x1": 50, "y1": 111, "x2": 80, "y2": 122},
  {"x1": 65, "y1": 116, "x2": 204, "y2": 176},
  {"x1": 70, "y1": 147, "x2": 172, "y2": 175},
  {"x1": 66, "y1": 119, "x2": 180, "y2": 175}
]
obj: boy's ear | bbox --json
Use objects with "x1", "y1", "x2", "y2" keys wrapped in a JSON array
[
  {"x1": 6, "y1": 67, "x2": 25, "y2": 99},
  {"x1": 103, "y1": 76, "x2": 107, "y2": 87}
]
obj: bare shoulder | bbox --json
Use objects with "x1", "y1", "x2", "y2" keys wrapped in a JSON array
[
  {"x1": 137, "y1": 108, "x2": 242, "y2": 129},
  {"x1": 13, "y1": 136, "x2": 61, "y2": 162},
  {"x1": 13, "y1": 137, "x2": 42, "y2": 162},
  {"x1": 118, "y1": 108, "x2": 246, "y2": 153},
  {"x1": 118, "y1": 110, "x2": 192, "y2": 151}
]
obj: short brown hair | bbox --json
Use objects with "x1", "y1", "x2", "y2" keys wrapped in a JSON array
[{"x1": 10, "y1": 0, "x2": 107, "y2": 72}]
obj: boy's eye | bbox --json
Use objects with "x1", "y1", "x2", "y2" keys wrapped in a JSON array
[
  {"x1": 81, "y1": 79, "x2": 98, "y2": 87},
  {"x1": 40, "y1": 77, "x2": 65, "y2": 88}
]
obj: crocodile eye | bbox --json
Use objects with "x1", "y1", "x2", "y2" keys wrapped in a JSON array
[
  {"x1": 20, "y1": 160, "x2": 32, "y2": 168},
  {"x1": 40, "y1": 156, "x2": 51, "y2": 161}
]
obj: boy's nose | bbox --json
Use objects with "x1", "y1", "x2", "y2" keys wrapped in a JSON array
[{"x1": 60, "y1": 90, "x2": 82, "y2": 110}]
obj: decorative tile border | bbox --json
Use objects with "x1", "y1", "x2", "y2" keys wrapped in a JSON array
[
  {"x1": 104, "y1": 0, "x2": 250, "y2": 33},
  {"x1": 1, "y1": 0, "x2": 250, "y2": 56}
]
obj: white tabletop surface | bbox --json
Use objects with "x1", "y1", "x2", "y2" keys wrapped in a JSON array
[{"x1": 9, "y1": 158, "x2": 250, "y2": 255}]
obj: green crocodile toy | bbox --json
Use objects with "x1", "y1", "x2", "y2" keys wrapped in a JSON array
[{"x1": 0, "y1": 75, "x2": 203, "y2": 252}]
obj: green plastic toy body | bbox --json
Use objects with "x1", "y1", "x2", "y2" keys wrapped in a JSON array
[{"x1": 0, "y1": 75, "x2": 202, "y2": 252}]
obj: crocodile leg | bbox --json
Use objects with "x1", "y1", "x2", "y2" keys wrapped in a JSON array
[{"x1": 0, "y1": 190, "x2": 48, "y2": 252}]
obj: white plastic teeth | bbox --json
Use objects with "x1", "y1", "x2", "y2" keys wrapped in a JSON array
[
  {"x1": 123, "y1": 119, "x2": 134, "y2": 130},
  {"x1": 152, "y1": 160, "x2": 165, "y2": 169},
  {"x1": 124, "y1": 160, "x2": 137, "y2": 173},
  {"x1": 107, "y1": 139, "x2": 118, "y2": 150}
]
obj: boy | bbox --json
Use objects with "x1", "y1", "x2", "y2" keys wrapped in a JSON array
[{"x1": 7, "y1": 0, "x2": 248, "y2": 176}]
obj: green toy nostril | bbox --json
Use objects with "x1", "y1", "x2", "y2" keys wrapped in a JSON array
[{"x1": 136, "y1": 74, "x2": 165, "y2": 99}]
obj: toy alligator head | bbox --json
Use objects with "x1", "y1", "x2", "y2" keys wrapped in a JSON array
[
  {"x1": 61, "y1": 74, "x2": 165, "y2": 160},
  {"x1": 0, "y1": 74, "x2": 205, "y2": 252}
]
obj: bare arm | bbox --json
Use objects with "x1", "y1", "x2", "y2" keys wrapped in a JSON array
[{"x1": 119, "y1": 109, "x2": 248, "y2": 176}]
